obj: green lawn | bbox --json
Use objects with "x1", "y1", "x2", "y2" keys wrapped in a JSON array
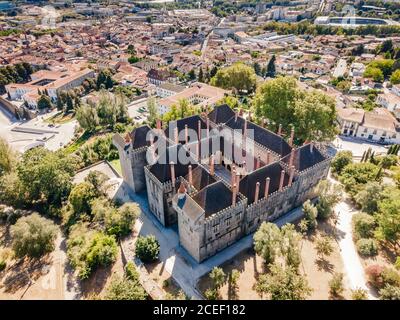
[{"x1": 110, "y1": 159, "x2": 122, "y2": 176}]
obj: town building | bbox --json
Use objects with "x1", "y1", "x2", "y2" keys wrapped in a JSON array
[{"x1": 113, "y1": 105, "x2": 331, "y2": 262}]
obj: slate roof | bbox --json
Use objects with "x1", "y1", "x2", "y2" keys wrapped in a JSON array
[
  {"x1": 239, "y1": 162, "x2": 290, "y2": 204},
  {"x1": 164, "y1": 115, "x2": 208, "y2": 144},
  {"x1": 129, "y1": 125, "x2": 152, "y2": 149},
  {"x1": 225, "y1": 116, "x2": 292, "y2": 157},
  {"x1": 281, "y1": 144, "x2": 326, "y2": 172},
  {"x1": 184, "y1": 165, "x2": 217, "y2": 191},
  {"x1": 175, "y1": 193, "x2": 204, "y2": 221},
  {"x1": 192, "y1": 181, "x2": 236, "y2": 217},
  {"x1": 208, "y1": 104, "x2": 236, "y2": 124}
]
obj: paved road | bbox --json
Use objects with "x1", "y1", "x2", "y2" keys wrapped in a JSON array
[
  {"x1": 330, "y1": 176, "x2": 377, "y2": 300},
  {"x1": 333, "y1": 136, "x2": 388, "y2": 159}
]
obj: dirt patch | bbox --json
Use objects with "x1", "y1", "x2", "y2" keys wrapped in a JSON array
[
  {"x1": 197, "y1": 220, "x2": 349, "y2": 300},
  {"x1": 145, "y1": 260, "x2": 182, "y2": 297}
]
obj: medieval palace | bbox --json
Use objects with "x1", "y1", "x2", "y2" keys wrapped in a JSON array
[{"x1": 113, "y1": 105, "x2": 331, "y2": 263}]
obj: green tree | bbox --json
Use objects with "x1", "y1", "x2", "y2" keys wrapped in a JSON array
[
  {"x1": 315, "y1": 236, "x2": 333, "y2": 260},
  {"x1": 302, "y1": 200, "x2": 318, "y2": 231},
  {"x1": 329, "y1": 272, "x2": 344, "y2": 297},
  {"x1": 147, "y1": 96, "x2": 158, "y2": 125},
  {"x1": 280, "y1": 224, "x2": 301, "y2": 270},
  {"x1": 351, "y1": 288, "x2": 368, "y2": 300},
  {"x1": 68, "y1": 182, "x2": 96, "y2": 215},
  {"x1": 364, "y1": 67, "x2": 384, "y2": 82},
  {"x1": 255, "y1": 263, "x2": 312, "y2": 300},
  {"x1": 253, "y1": 62, "x2": 262, "y2": 76},
  {"x1": 390, "y1": 69, "x2": 400, "y2": 84},
  {"x1": 217, "y1": 95, "x2": 240, "y2": 109},
  {"x1": 354, "y1": 182, "x2": 382, "y2": 214},
  {"x1": 76, "y1": 104, "x2": 99, "y2": 132},
  {"x1": 375, "y1": 196, "x2": 400, "y2": 245},
  {"x1": 266, "y1": 55, "x2": 276, "y2": 78},
  {"x1": 331, "y1": 151, "x2": 353, "y2": 175},
  {"x1": 339, "y1": 162, "x2": 381, "y2": 196},
  {"x1": 105, "y1": 275, "x2": 147, "y2": 300},
  {"x1": 210, "y1": 62, "x2": 257, "y2": 93},
  {"x1": 37, "y1": 94, "x2": 53, "y2": 110},
  {"x1": 353, "y1": 212, "x2": 376, "y2": 239},
  {"x1": 210, "y1": 267, "x2": 226, "y2": 290},
  {"x1": 0, "y1": 138, "x2": 15, "y2": 176},
  {"x1": 254, "y1": 222, "x2": 281, "y2": 264},
  {"x1": 11, "y1": 213, "x2": 58, "y2": 258},
  {"x1": 315, "y1": 180, "x2": 342, "y2": 220},
  {"x1": 135, "y1": 235, "x2": 160, "y2": 263}
]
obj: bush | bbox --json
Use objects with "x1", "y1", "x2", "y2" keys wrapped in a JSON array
[
  {"x1": 125, "y1": 262, "x2": 140, "y2": 282},
  {"x1": 329, "y1": 272, "x2": 344, "y2": 297},
  {"x1": 0, "y1": 259, "x2": 6, "y2": 271},
  {"x1": 331, "y1": 151, "x2": 353, "y2": 175},
  {"x1": 67, "y1": 223, "x2": 118, "y2": 279},
  {"x1": 135, "y1": 235, "x2": 160, "y2": 263},
  {"x1": 10, "y1": 213, "x2": 58, "y2": 258},
  {"x1": 204, "y1": 288, "x2": 219, "y2": 300},
  {"x1": 353, "y1": 213, "x2": 376, "y2": 239},
  {"x1": 381, "y1": 267, "x2": 400, "y2": 287},
  {"x1": 356, "y1": 238, "x2": 378, "y2": 256},
  {"x1": 351, "y1": 288, "x2": 368, "y2": 300},
  {"x1": 339, "y1": 162, "x2": 381, "y2": 196},
  {"x1": 104, "y1": 275, "x2": 147, "y2": 300},
  {"x1": 366, "y1": 264, "x2": 385, "y2": 289},
  {"x1": 379, "y1": 284, "x2": 400, "y2": 300},
  {"x1": 68, "y1": 182, "x2": 96, "y2": 215}
]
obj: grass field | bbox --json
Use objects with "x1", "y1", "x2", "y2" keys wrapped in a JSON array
[{"x1": 110, "y1": 159, "x2": 122, "y2": 176}]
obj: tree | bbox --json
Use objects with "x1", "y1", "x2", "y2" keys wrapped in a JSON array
[
  {"x1": 76, "y1": 104, "x2": 99, "y2": 132},
  {"x1": 302, "y1": 200, "x2": 318, "y2": 231},
  {"x1": 10, "y1": 213, "x2": 58, "y2": 258},
  {"x1": 84, "y1": 170, "x2": 109, "y2": 197},
  {"x1": 162, "y1": 99, "x2": 198, "y2": 122},
  {"x1": 280, "y1": 224, "x2": 301, "y2": 270},
  {"x1": 331, "y1": 151, "x2": 353, "y2": 175},
  {"x1": 67, "y1": 223, "x2": 118, "y2": 279},
  {"x1": 253, "y1": 62, "x2": 262, "y2": 76},
  {"x1": 364, "y1": 67, "x2": 384, "y2": 82},
  {"x1": 16, "y1": 148, "x2": 76, "y2": 206},
  {"x1": 353, "y1": 212, "x2": 376, "y2": 239},
  {"x1": 374, "y1": 196, "x2": 400, "y2": 245},
  {"x1": 198, "y1": 68, "x2": 204, "y2": 82},
  {"x1": 315, "y1": 236, "x2": 333, "y2": 260},
  {"x1": 390, "y1": 69, "x2": 400, "y2": 85},
  {"x1": 255, "y1": 263, "x2": 312, "y2": 300},
  {"x1": 329, "y1": 272, "x2": 344, "y2": 297},
  {"x1": 228, "y1": 269, "x2": 240, "y2": 299},
  {"x1": 147, "y1": 96, "x2": 158, "y2": 125},
  {"x1": 217, "y1": 95, "x2": 240, "y2": 109},
  {"x1": 210, "y1": 62, "x2": 257, "y2": 93},
  {"x1": 253, "y1": 76, "x2": 337, "y2": 143},
  {"x1": 209, "y1": 267, "x2": 226, "y2": 290},
  {"x1": 254, "y1": 222, "x2": 281, "y2": 264},
  {"x1": 37, "y1": 94, "x2": 53, "y2": 110},
  {"x1": 354, "y1": 182, "x2": 382, "y2": 214},
  {"x1": 339, "y1": 162, "x2": 381, "y2": 196},
  {"x1": 188, "y1": 69, "x2": 196, "y2": 80},
  {"x1": 356, "y1": 238, "x2": 378, "y2": 256},
  {"x1": 105, "y1": 275, "x2": 147, "y2": 300},
  {"x1": 351, "y1": 288, "x2": 368, "y2": 300},
  {"x1": 135, "y1": 235, "x2": 160, "y2": 263},
  {"x1": 315, "y1": 180, "x2": 342, "y2": 220},
  {"x1": 68, "y1": 182, "x2": 96, "y2": 215},
  {"x1": 0, "y1": 138, "x2": 15, "y2": 176},
  {"x1": 266, "y1": 55, "x2": 276, "y2": 78},
  {"x1": 379, "y1": 284, "x2": 400, "y2": 300}
]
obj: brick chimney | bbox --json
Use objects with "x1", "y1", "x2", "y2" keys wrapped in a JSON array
[
  {"x1": 231, "y1": 167, "x2": 236, "y2": 186},
  {"x1": 264, "y1": 177, "x2": 270, "y2": 199},
  {"x1": 235, "y1": 110, "x2": 238, "y2": 122},
  {"x1": 156, "y1": 119, "x2": 162, "y2": 130},
  {"x1": 289, "y1": 127, "x2": 295, "y2": 146},
  {"x1": 254, "y1": 182, "x2": 260, "y2": 203},
  {"x1": 170, "y1": 161, "x2": 176, "y2": 188},
  {"x1": 185, "y1": 124, "x2": 188, "y2": 144},
  {"x1": 289, "y1": 165, "x2": 295, "y2": 187},
  {"x1": 289, "y1": 148, "x2": 295, "y2": 168},
  {"x1": 279, "y1": 170, "x2": 285, "y2": 192},
  {"x1": 177, "y1": 182, "x2": 186, "y2": 200},
  {"x1": 196, "y1": 141, "x2": 200, "y2": 160},
  {"x1": 210, "y1": 154, "x2": 214, "y2": 176},
  {"x1": 256, "y1": 155, "x2": 261, "y2": 169},
  {"x1": 206, "y1": 117, "x2": 210, "y2": 138},
  {"x1": 266, "y1": 151, "x2": 271, "y2": 165},
  {"x1": 232, "y1": 183, "x2": 237, "y2": 207},
  {"x1": 310, "y1": 143, "x2": 314, "y2": 153},
  {"x1": 198, "y1": 120, "x2": 201, "y2": 140},
  {"x1": 174, "y1": 127, "x2": 179, "y2": 144},
  {"x1": 244, "y1": 118, "x2": 248, "y2": 138},
  {"x1": 188, "y1": 165, "x2": 193, "y2": 186},
  {"x1": 278, "y1": 124, "x2": 282, "y2": 136},
  {"x1": 242, "y1": 160, "x2": 246, "y2": 173}
]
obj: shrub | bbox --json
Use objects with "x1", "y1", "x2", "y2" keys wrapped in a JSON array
[
  {"x1": 204, "y1": 288, "x2": 218, "y2": 300},
  {"x1": 395, "y1": 257, "x2": 400, "y2": 270},
  {"x1": 365, "y1": 264, "x2": 385, "y2": 289},
  {"x1": 67, "y1": 223, "x2": 118, "y2": 279},
  {"x1": 104, "y1": 275, "x2": 147, "y2": 300},
  {"x1": 0, "y1": 259, "x2": 6, "y2": 271},
  {"x1": 339, "y1": 162, "x2": 381, "y2": 196},
  {"x1": 10, "y1": 213, "x2": 58, "y2": 258},
  {"x1": 331, "y1": 151, "x2": 353, "y2": 175},
  {"x1": 125, "y1": 262, "x2": 140, "y2": 282},
  {"x1": 68, "y1": 182, "x2": 96, "y2": 215},
  {"x1": 356, "y1": 238, "x2": 378, "y2": 256},
  {"x1": 381, "y1": 267, "x2": 400, "y2": 287},
  {"x1": 351, "y1": 288, "x2": 368, "y2": 300},
  {"x1": 302, "y1": 200, "x2": 318, "y2": 231},
  {"x1": 353, "y1": 212, "x2": 376, "y2": 239},
  {"x1": 379, "y1": 284, "x2": 400, "y2": 300},
  {"x1": 135, "y1": 235, "x2": 160, "y2": 263},
  {"x1": 329, "y1": 272, "x2": 344, "y2": 297}
]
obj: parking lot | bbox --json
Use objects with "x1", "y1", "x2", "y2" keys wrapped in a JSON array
[{"x1": 127, "y1": 98, "x2": 149, "y2": 125}]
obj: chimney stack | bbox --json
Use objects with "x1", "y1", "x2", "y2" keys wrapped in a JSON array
[
  {"x1": 231, "y1": 167, "x2": 236, "y2": 186},
  {"x1": 278, "y1": 124, "x2": 282, "y2": 136},
  {"x1": 156, "y1": 119, "x2": 162, "y2": 130},
  {"x1": 170, "y1": 162, "x2": 176, "y2": 188},
  {"x1": 210, "y1": 154, "x2": 215, "y2": 176},
  {"x1": 185, "y1": 124, "x2": 188, "y2": 144},
  {"x1": 235, "y1": 110, "x2": 238, "y2": 122},
  {"x1": 256, "y1": 155, "x2": 261, "y2": 169},
  {"x1": 188, "y1": 165, "x2": 193, "y2": 186},
  {"x1": 255, "y1": 182, "x2": 260, "y2": 203},
  {"x1": 174, "y1": 127, "x2": 179, "y2": 144},
  {"x1": 242, "y1": 160, "x2": 246, "y2": 173},
  {"x1": 289, "y1": 127, "x2": 295, "y2": 146},
  {"x1": 266, "y1": 151, "x2": 271, "y2": 165},
  {"x1": 244, "y1": 119, "x2": 248, "y2": 138},
  {"x1": 289, "y1": 148, "x2": 295, "y2": 168},
  {"x1": 232, "y1": 183, "x2": 237, "y2": 207},
  {"x1": 279, "y1": 170, "x2": 285, "y2": 192},
  {"x1": 198, "y1": 120, "x2": 201, "y2": 141},
  {"x1": 206, "y1": 117, "x2": 210, "y2": 138},
  {"x1": 196, "y1": 141, "x2": 200, "y2": 161},
  {"x1": 289, "y1": 165, "x2": 295, "y2": 187},
  {"x1": 264, "y1": 177, "x2": 270, "y2": 200},
  {"x1": 310, "y1": 143, "x2": 314, "y2": 153}
]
